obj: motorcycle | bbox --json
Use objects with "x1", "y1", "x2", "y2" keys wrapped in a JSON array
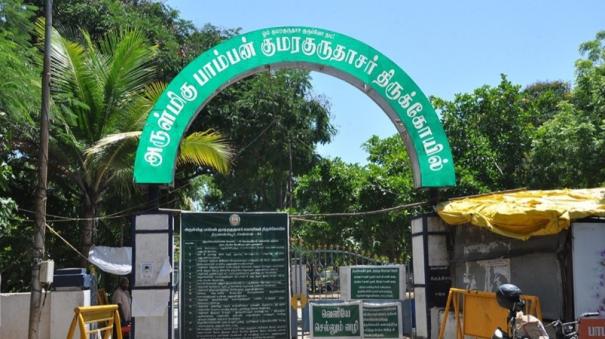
[
  {"x1": 491, "y1": 283, "x2": 546, "y2": 339},
  {"x1": 492, "y1": 284, "x2": 600, "y2": 339}
]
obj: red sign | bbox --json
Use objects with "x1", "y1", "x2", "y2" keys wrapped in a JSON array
[{"x1": 579, "y1": 318, "x2": 605, "y2": 339}]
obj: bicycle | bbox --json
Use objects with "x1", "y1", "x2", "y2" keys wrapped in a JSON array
[{"x1": 546, "y1": 312, "x2": 600, "y2": 339}]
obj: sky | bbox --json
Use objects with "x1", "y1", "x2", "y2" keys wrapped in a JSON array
[{"x1": 166, "y1": 0, "x2": 605, "y2": 164}]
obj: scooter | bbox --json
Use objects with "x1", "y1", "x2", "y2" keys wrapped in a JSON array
[
  {"x1": 492, "y1": 284, "x2": 548, "y2": 339},
  {"x1": 492, "y1": 284, "x2": 600, "y2": 339}
]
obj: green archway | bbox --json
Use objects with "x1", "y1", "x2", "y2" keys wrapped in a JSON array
[{"x1": 134, "y1": 26, "x2": 456, "y2": 188}]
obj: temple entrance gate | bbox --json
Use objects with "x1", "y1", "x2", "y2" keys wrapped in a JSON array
[{"x1": 131, "y1": 26, "x2": 456, "y2": 339}]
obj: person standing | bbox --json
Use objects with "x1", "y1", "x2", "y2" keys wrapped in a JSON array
[{"x1": 112, "y1": 277, "x2": 132, "y2": 324}]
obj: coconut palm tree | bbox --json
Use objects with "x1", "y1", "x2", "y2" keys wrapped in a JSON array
[{"x1": 41, "y1": 23, "x2": 232, "y2": 265}]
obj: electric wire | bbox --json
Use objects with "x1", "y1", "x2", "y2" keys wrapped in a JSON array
[
  {"x1": 290, "y1": 200, "x2": 429, "y2": 218},
  {"x1": 16, "y1": 197, "x2": 179, "y2": 223},
  {"x1": 235, "y1": 119, "x2": 277, "y2": 156},
  {"x1": 8, "y1": 200, "x2": 429, "y2": 273},
  {"x1": 16, "y1": 196, "x2": 428, "y2": 224}
]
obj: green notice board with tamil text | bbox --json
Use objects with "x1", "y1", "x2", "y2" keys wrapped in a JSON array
[
  {"x1": 180, "y1": 212, "x2": 290, "y2": 338},
  {"x1": 352, "y1": 267, "x2": 400, "y2": 299},
  {"x1": 362, "y1": 302, "x2": 402, "y2": 338},
  {"x1": 310, "y1": 301, "x2": 362, "y2": 338}
]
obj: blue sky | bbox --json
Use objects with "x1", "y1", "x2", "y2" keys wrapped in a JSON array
[{"x1": 166, "y1": 0, "x2": 605, "y2": 164}]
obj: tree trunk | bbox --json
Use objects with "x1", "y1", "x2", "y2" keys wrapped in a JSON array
[
  {"x1": 288, "y1": 140, "x2": 293, "y2": 209},
  {"x1": 80, "y1": 201, "x2": 95, "y2": 267},
  {"x1": 28, "y1": 0, "x2": 52, "y2": 337}
]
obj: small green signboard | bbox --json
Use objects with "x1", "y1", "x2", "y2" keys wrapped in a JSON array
[
  {"x1": 310, "y1": 301, "x2": 362, "y2": 338},
  {"x1": 362, "y1": 303, "x2": 402, "y2": 338},
  {"x1": 180, "y1": 212, "x2": 290, "y2": 338},
  {"x1": 351, "y1": 267, "x2": 401, "y2": 299}
]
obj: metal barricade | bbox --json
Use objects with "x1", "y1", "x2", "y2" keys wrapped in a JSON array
[
  {"x1": 66, "y1": 305, "x2": 123, "y2": 339},
  {"x1": 438, "y1": 288, "x2": 543, "y2": 339}
]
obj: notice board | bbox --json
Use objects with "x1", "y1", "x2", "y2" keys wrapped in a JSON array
[
  {"x1": 362, "y1": 302, "x2": 402, "y2": 338},
  {"x1": 310, "y1": 301, "x2": 362, "y2": 338},
  {"x1": 339, "y1": 265, "x2": 406, "y2": 301},
  {"x1": 180, "y1": 212, "x2": 290, "y2": 338}
]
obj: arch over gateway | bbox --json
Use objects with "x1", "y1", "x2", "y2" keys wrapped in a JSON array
[{"x1": 134, "y1": 26, "x2": 456, "y2": 188}]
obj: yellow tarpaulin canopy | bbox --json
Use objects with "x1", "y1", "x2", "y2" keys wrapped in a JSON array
[{"x1": 436, "y1": 188, "x2": 605, "y2": 240}]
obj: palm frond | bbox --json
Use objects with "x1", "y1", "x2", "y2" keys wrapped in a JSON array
[
  {"x1": 105, "y1": 81, "x2": 166, "y2": 133},
  {"x1": 81, "y1": 30, "x2": 110, "y2": 93},
  {"x1": 102, "y1": 30, "x2": 158, "y2": 111},
  {"x1": 104, "y1": 167, "x2": 136, "y2": 198},
  {"x1": 35, "y1": 18, "x2": 104, "y2": 142},
  {"x1": 84, "y1": 131, "x2": 140, "y2": 192},
  {"x1": 84, "y1": 131, "x2": 141, "y2": 157},
  {"x1": 178, "y1": 131, "x2": 233, "y2": 174}
]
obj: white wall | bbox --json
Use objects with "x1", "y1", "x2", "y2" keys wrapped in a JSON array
[
  {"x1": 0, "y1": 290, "x2": 89, "y2": 339},
  {"x1": 50, "y1": 290, "x2": 90, "y2": 339},
  {"x1": 430, "y1": 308, "x2": 459, "y2": 339},
  {"x1": 135, "y1": 311, "x2": 169, "y2": 338},
  {"x1": 0, "y1": 292, "x2": 50, "y2": 339}
]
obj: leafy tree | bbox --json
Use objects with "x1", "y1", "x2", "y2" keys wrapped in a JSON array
[
  {"x1": 44, "y1": 25, "x2": 232, "y2": 265},
  {"x1": 32, "y1": 0, "x2": 331, "y2": 213},
  {"x1": 356, "y1": 135, "x2": 425, "y2": 261},
  {"x1": 523, "y1": 81, "x2": 571, "y2": 126},
  {"x1": 527, "y1": 103, "x2": 600, "y2": 188},
  {"x1": 0, "y1": 0, "x2": 40, "y2": 122},
  {"x1": 0, "y1": 0, "x2": 38, "y2": 205},
  {"x1": 293, "y1": 158, "x2": 366, "y2": 246},
  {"x1": 574, "y1": 30, "x2": 605, "y2": 120},
  {"x1": 197, "y1": 70, "x2": 335, "y2": 211},
  {"x1": 573, "y1": 30, "x2": 605, "y2": 183},
  {"x1": 435, "y1": 76, "x2": 534, "y2": 194},
  {"x1": 26, "y1": 0, "x2": 237, "y2": 81},
  {"x1": 0, "y1": 0, "x2": 40, "y2": 291},
  {"x1": 293, "y1": 135, "x2": 426, "y2": 261},
  {"x1": 527, "y1": 31, "x2": 605, "y2": 188}
]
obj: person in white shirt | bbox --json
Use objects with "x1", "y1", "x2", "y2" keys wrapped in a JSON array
[{"x1": 112, "y1": 277, "x2": 131, "y2": 324}]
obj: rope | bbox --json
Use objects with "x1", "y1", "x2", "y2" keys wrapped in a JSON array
[
  {"x1": 290, "y1": 217, "x2": 328, "y2": 224},
  {"x1": 44, "y1": 223, "x2": 90, "y2": 263}
]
